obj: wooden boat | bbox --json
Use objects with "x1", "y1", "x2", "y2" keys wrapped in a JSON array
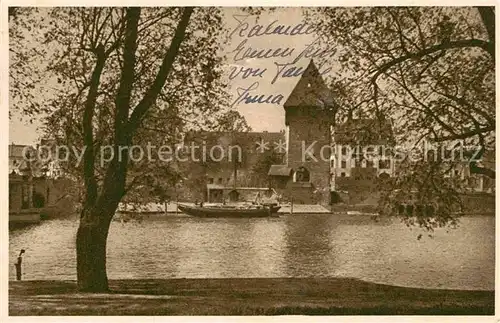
[
  {"x1": 262, "y1": 203, "x2": 281, "y2": 214},
  {"x1": 178, "y1": 203, "x2": 277, "y2": 218}
]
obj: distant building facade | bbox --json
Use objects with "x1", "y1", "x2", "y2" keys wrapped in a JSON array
[
  {"x1": 177, "y1": 130, "x2": 285, "y2": 203},
  {"x1": 445, "y1": 150, "x2": 495, "y2": 193},
  {"x1": 176, "y1": 61, "x2": 338, "y2": 205},
  {"x1": 9, "y1": 143, "x2": 35, "y2": 175},
  {"x1": 9, "y1": 142, "x2": 74, "y2": 216},
  {"x1": 178, "y1": 61, "x2": 399, "y2": 205},
  {"x1": 277, "y1": 60, "x2": 334, "y2": 205}
]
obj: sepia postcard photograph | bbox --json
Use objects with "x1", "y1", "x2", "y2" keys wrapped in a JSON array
[{"x1": 3, "y1": 4, "x2": 496, "y2": 319}]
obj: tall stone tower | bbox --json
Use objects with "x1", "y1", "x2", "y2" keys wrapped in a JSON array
[{"x1": 284, "y1": 60, "x2": 334, "y2": 205}]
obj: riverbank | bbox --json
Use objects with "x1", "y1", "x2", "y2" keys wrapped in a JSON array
[
  {"x1": 9, "y1": 278, "x2": 494, "y2": 315},
  {"x1": 116, "y1": 201, "x2": 495, "y2": 217}
]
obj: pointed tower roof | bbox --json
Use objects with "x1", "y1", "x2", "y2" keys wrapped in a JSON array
[{"x1": 283, "y1": 60, "x2": 335, "y2": 109}]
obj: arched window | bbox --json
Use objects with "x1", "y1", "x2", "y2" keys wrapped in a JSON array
[
  {"x1": 228, "y1": 190, "x2": 240, "y2": 202},
  {"x1": 295, "y1": 166, "x2": 310, "y2": 182},
  {"x1": 33, "y1": 191, "x2": 45, "y2": 208},
  {"x1": 379, "y1": 172, "x2": 390, "y2": 180},
  {"x1": 378, "y1": 159, "x2": 390, "y2": 169}
]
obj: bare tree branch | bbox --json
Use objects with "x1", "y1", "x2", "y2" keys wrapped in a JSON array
[
  {"x1": 127, "y1": 7, "x2": 194, "y2": 132},
  {"x1": 433, "y1": 125, "x2": 495, "y2": 142},
  {"x1": 82, "y1": 48, "x2": 107, "y2": 207},
  {"x1": 372, "y1": 38, "x2": 494, "y2": 87}
]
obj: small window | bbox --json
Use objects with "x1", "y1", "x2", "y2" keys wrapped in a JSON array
[
  {"x1": 295, "y1": 166, "x2": 310, "y2": 182},
  {"x1": 379, "y1": 159, "x2": 390, "y2": 169},
  {"x1": 341, "y1": 160, "x2": 347, "y2": 168},
  {"x1": 218, "y1": 178, "x2": 223, "y2": 184},
  {"x1": 208, "y1": 178, "x2": 214, "y2": 184},
  {"x1": 426, "y1": 150, "x2": 436, "y2": 161},
  {"x1": 340, "y1": 172, "x2": 346, "y2": 178},
  {"x1": 351, "y1": 146, "x2": 362, "y2": 159}
]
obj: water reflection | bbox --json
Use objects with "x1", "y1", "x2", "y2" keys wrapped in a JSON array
[
  {"x1": 107, "y1": 219, "x2": 185, "y2": 279},
  {"x1": 9, "y1": 214, "x2": 495, "y2": 290},
  {"x1": 331, "y1": 216, "x2": 495, "y2": 290},
  {"x1": 9, "y1": 219, "x2": 78, "y2": 280},
  {"x1": 171, "y1": 217, "x2": 286, "y2": 277},
  {"x1": 283, "y1": 215, "x2": 338, "y2": 277}
]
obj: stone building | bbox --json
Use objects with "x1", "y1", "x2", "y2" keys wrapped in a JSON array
[
  {"x1": 176, "y1": 130, "x2": 285, "y2": 203},
  {"x1": 9, "y1": 143, "x2": 76, "y2": 220},
  {"x1": 162, "y1": 60, "x2": 493, "y2": 206},
  {"x1": 178, "y1": 60, "x2": 391, "y2": 206},
  {"x1": 331, "y1": 118, "x2": 395, "y2": 180},
  {"x1": 329, "y1": 117, "x2": 396, "y2": 204},
  {"x1": 176, "y1": 61, "x2": 337, "y2": 205},
  {"x1": 9, "y1": 143, "x2": 36, "y2": 175},
  {"x1": 446, "y1": 149, "x2": 495, "y2": 193},
  {"x1": 39, "y1": 138, "x2": 64, "y2": 178},
  {"x1": 270, "y1": 60, "x2": 335, "y2": 205},
  {"x1": 265, "y1": 61, "x2": 397, "y2": 205}
]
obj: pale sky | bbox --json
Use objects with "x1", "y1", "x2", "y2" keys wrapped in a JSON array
[{"x1": 9, "y1": 7, "x2": 338, "y2": 145}]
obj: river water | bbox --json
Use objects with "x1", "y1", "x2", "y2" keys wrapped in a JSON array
[{"x1": 9, "y1": 214, "x2": 495, "y2": 290}]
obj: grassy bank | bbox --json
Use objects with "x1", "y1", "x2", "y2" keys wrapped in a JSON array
[{"x1": 9, "y1": 278, "x2": 494, "y2": 315}]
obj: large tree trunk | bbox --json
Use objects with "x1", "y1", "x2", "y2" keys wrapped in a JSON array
[
  {"x1": 76, "y1": 205, "x2": 114, "y2": 292},
  {"x1": 73, "y1": 6, "x2": 194, "y2": 292}
]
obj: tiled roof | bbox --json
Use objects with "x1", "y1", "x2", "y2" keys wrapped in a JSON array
[{"x1": 283, "y1": 60, "x2": 335, "y2": 108}]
